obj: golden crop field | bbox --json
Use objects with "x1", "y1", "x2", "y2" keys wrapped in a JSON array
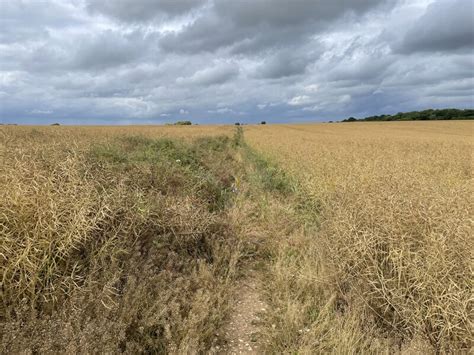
[
  {"x1": 0, "y1": 124, "x2": 237, "y2": 353},
  {"x1": 245, "y1": 121, "x2": 473, "y2": 352},
  {"x1": 1, "y1": 121, "x2": 472, "y2": 353},
  {"x1": 0, "y1": 124, "x2": 233, "y2": 148}
]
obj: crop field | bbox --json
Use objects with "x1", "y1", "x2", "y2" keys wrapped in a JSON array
[
  {"x1": 1, "y1": 125, "x2": 237, "y2": 353},
  {"x1": 1, "y1": 121, "x2": 472, "y2": 353},
  {"x1": 245, "y1": 121, "x2": 473, "y2": 352}
]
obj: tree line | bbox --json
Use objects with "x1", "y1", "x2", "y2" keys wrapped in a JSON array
[{"x1": 342, "y1": 109, "x2": 474, "y2": 122}]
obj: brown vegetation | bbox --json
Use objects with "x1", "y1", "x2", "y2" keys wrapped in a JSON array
[
  {"x1": 1, "y1": 121, "x2": 472, "y2": 353},
  {"x1": 1, "y1": 126, "x2": 241, "y2": 353},
  {"x1": 245, "y1": 121, "x2": 473, "y2": 353}
]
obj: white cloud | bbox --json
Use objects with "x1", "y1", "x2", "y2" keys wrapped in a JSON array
[
  {"x1": 30, "y1": 109, "x2": 53, "y2": 114},
  {"x1": 208, "y1": 107, "x2": 234, "y2": 114},
  {"x1": 288, "y1": 95, "x2": 313, "y2": 106}
]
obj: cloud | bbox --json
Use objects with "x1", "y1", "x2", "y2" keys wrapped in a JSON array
[
  {"x1": 30, "y1": 109, "x2": 53, "y2": 114},
  {"x1": 395, "y1": 0, "x2": 474, "y2": 53},
  {"x1": 208, "y1": 107, "x2": 235, "y2": 114},
  {"x1": 71, "y1": 31, "x2": 151, "y2": 70},
  {"x1": 288, "y1": 95, "x2": 312, "y2": 106},
  {"x1": 159, "y1": 14, "x2": 244, "y2": 54},
  {"x1": 0, "y1": 1, "x2": 85, "y2": 44},
  {"x1": 86, "y1": 0, "x2": 207, "y2": 22},
  {"x1": 214, "y1": 0, "x2": 385, "y2": 27},
  {"x1": 160, "y1": 0, "x2": 389, "y2": 54},
  {"x1": 256, "y1": 49, "x2": 315, "y2": 79},
  {"x1": 0, "y1": 0, "x2": 473, "y2": 124},
  {"x1": 177, "y1": 62, "x2": 239, "y2": 86}
]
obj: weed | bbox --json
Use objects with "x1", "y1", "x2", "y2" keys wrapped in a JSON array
[{"x1": 0, "y1": 128, "x2": 242, "y2": 353}]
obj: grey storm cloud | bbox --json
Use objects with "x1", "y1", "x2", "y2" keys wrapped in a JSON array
[
  {"x1": 256, "y1": 49, "x2": 316, "y2": 79},
  {"x1": 0, "y1": 0, "x2": 473, "y2": 125},
  {"x1": 213, "y1": 0, "x2": 385, "y2": 27},
  {"x1": 177, "y1": 62, "x2": 240, "y2": 86},
  {"x1": 159, "y1": 0, "x2": 388, "y2": 54},
  {"x1": 86, "y1": 0, "x2": 207, "y2": 21},
  {"x1": 396, "y1": 0, "x2": 474, "y2": 53},
  {"x1": 10, "y1": 30, "x2": 153, "y2": 73},
  {"x1": 71, "y1": 31, "x2": 151, "y2": 70}
]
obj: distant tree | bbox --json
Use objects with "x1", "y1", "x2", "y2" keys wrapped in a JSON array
[
  {"x1": 260, "y1": 121, "x2": 266, "y2": 125},
  {"x1": 346, "y1": 117, "x2": 357, "y2": 122},
  {"x1": 174, "y1": 120, "x2": 192, "y2": 125},
  {"x1": 328, "y1": 120, "x2": 333, "y2": 123},
  {"x1": 342, "y1": 109, "x2": 473, "y2": 122},
  {"x1": 51, "y1": 123, "x2": 60, "y2": 126},
  {"x1": 235, "y1": 122, "x2": 240, "y2": 125}
]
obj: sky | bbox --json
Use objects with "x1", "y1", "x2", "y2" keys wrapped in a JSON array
[{"x1": 0, "y1": 0, "x2": 473, "y2": 125}]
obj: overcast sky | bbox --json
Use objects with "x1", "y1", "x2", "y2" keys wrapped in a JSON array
[{"x1": 0, "y1": 0, "x2": 473, "y2": 124}]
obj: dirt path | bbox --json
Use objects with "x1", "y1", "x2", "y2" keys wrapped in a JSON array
[{"x1": 217, "y1": 272, "x2": 266, "y2": 354}]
